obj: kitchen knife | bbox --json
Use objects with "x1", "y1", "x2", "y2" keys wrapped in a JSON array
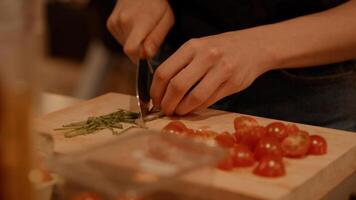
[{"x1": 135, "y1": 59, "x2": 154, "y2": 127}]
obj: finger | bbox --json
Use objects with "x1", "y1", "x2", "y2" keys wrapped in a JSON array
[
  {"x1": 195, "y1": 76, "x2": 250, "y2": 111},
  {"x1": 110, "y1": 24, "x2": 125, "y2": 45},
  {"x1": 195, "y1": 62, "x2": 256, "y2": 111},
  {"x1": 175, "y1": 64, "x2": 231, "y2": 115},
  {"x1": 107, "y1": 11, "x2": 126, "y2": 45},
  {"x1": 124, "y1": 27, "x2": 149, "y2": 62},
  {"x1": 160, "y1": 52, "x2": 220, "y2": 115},
  {"x1": 195, "y1": 81, "x2": 234, "y2": 111},
  {"x1": 150, "y1": 43, "x2": 195, "y2": 108},
  {"x1": 124, "y1": 13, "x2": 165, "y2": 63},
  {"x1": 143, "y1": 8, "x2": 174, "y2": 58}
]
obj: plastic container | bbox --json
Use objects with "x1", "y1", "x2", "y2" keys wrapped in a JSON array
[
  {"x1": 30, "y1": 133, "x2": 57, "y2": 200},
  {"x1": 32, "y1": 173, "x2": 59, "y2": 200},
  {"x1": 51, "y1": 129, "x2": 225, "y2": 200}
]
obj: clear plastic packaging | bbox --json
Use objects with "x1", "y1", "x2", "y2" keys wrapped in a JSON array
[{"x1": 52, "y1": 129, "x2": 225, "y2": 200}]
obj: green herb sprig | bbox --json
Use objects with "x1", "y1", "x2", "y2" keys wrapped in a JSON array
[{"x1": 54, "y1": 109, "x2": 139, "y2": 138}]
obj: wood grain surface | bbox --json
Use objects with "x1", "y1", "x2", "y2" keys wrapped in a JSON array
[{"x1": 34, "y1": 93, "x2": 356, "y2": 200}]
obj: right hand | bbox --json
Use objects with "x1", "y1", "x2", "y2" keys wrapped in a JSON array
[{"x1": 107, "y1": 0, "x2": 175, "y2": 63}]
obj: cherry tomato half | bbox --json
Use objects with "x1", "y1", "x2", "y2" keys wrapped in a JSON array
[
  {"x1": 265, "y1": 122, "x2": 288, "y2": 141},
  {"x1": 183, "y1": 128, "x2": 196, "y2": 138},
  {"x1": 308, "y1": 135, "x2": 327, "y2": 155},
  {"x1": 253, "y1": 155, "x2": 285, "y2": 177},
  {"x1": 236, "y1": 126, "x2": 266, "y2": 149},
  {"x1": 281, "y1": 130, "x2": 311, "y2": 158},
  {"x1": 234, "y1": 116, "x2": 258, "y2": 131},
  {"x1": 254, "y1": 137, "x2": 283, "y2": 161},
  {"x1": 231, "y1": 144, "x2": 255, "y2": 167},
  {"x1": 195, "y1": 129, "x2": 218, "y2": 138},
  {"x1": 285, "y1": 124, "x2": 300, "y2": 135},
  {"x1": 162, "y1": 121, "x2": 187, "y2": 134},
  {"x1": 214, "y1": 132, "x2": 236, "y2": 148},
  {"x1": 217, "y1": 154, "x2": 234, "y2": 171}
]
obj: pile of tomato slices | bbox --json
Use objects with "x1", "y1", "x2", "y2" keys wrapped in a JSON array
[{"x1": 161, "y1": 116, "x2": 327, "y2": 178}]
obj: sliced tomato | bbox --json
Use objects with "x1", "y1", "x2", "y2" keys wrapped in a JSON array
[
  {"x1": 195, "y1": 129, "x2": 218, "y2": 138},
  {"x1": 253, "y1": 155, "x2": 285, "y2": 177},
  {"x1": 214, "y1": 132, "x2": 235, "y2": 148},
  {"x1": 216, "y1": 154, "x2": 234, "y2": 171},
  {"x1": 254, "y1": 137, "x2": 283, "y2": 161},
  {"x1": 265, "y1": 122, "x2": 288, "y2": 141},
  {"x1": 183, "y1": 128, "x2": 196, "y2": 137},
  {"x1": 234, "y1": 116, "x2": 258, "y2": 131},
  {"x1": 281, "y1": 130, "x2": 311, "y2": 158},
  {"x1": 236, "y1": 125, "x2": 266, "y2": 149},
  {"x1": 162, "y1": 121, "x2": 187, "y2": 134},
  {"x1": 234, "y1": 131, "x2": 241, "y2": 143},
  {"x1": 285, "y1": 124, "x2": 300, "y2": 135},
  {"x1": 308, "y1": 135, "x2": 327, "y2": 155},
  {"x1": 231, "y1": 144, "x2": 255, "y2": 167},
  {"x1": 71, "y1": 192, "x2": 102, "y2": 200}
]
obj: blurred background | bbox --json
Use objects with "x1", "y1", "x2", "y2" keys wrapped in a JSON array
[{"x1": 40, "y1": 0, "x2": 135, "y2": 99}]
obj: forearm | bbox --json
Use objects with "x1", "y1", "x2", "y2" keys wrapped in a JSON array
[{"x1": 253, "y1": 0, "x2": 356, "y2": 71}]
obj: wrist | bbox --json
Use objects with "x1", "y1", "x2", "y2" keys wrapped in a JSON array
[{"x1": 238, "y1": 26, "x2": 282, "y2": 75}]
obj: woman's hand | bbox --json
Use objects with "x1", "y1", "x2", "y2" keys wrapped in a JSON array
[
  {"x1": 107, "y1": 0, "x2": 174, "y2": 62},
  {"x1": 150, "y1": 29, "x2": 276, "y2": 116},
  {"x1": 149, "y1": 0, "x2": 356, "y2": 116}
]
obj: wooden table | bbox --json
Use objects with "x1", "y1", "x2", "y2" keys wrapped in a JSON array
[{"x1": 38, "y1": 92, "x2": 356, "y2": 200}]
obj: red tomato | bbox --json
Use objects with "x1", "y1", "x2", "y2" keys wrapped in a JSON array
[
  {"x1": 253, "y1": 155, "x2": 285, "y2": 177},
  {"x1": 254, "y1": 137, "x2": 283, "y2": 161},
  {"x1": 162, "y1": 121, "x2": 187, "y2": 134},
  {"x1": 265, "y1": 122, "x2": 288, "y2": 141},
  {"x1": 184, "y1": 128, "x2": 196, "y2": 137},
  {"x1": 285, "y1": 124, "x2": 300, "y2": 135},
  {"x1": 281, "y1": 130, "x2": 311, "y2": 158},
  {"x1": 236, "y1": 126, "x2": 266, "y2": 149},
  {"x1": 217, "y1": 155, "x2": 234, "y2": 171},
  {"x1": 234, "y1": 132, "x2": 241, "y2": 143},
  {"x1": 309, "y1": 135, "x2": 327, "y2": 155},
  {"x1": 214, "y1": 132, "x2": 235, "y2": 148},
  {"x1": 234, "y1": 116, "x2": 258, "y2": 131},
  {"x1": 71, "y1": 192, "x2": 102, "y2": 200},
  {"x1": 195, "y1": 129, "x2": 218, "y2": 138},
  {"x1": 231, "y1": 144, "x2": 255, "y2": 167}
]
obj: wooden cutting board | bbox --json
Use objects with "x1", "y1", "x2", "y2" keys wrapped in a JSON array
[{"x1": 34, "y1": 93, "x2": 356, "y2": 200}]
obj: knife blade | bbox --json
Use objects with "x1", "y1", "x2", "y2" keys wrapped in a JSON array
[{"x1": 135, "y1": 59, "x2": 154, "y2": 127}]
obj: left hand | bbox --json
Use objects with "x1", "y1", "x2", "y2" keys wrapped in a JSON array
[{"x1": 150, "y1": 29, "x2": 276, "y2": 115}]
